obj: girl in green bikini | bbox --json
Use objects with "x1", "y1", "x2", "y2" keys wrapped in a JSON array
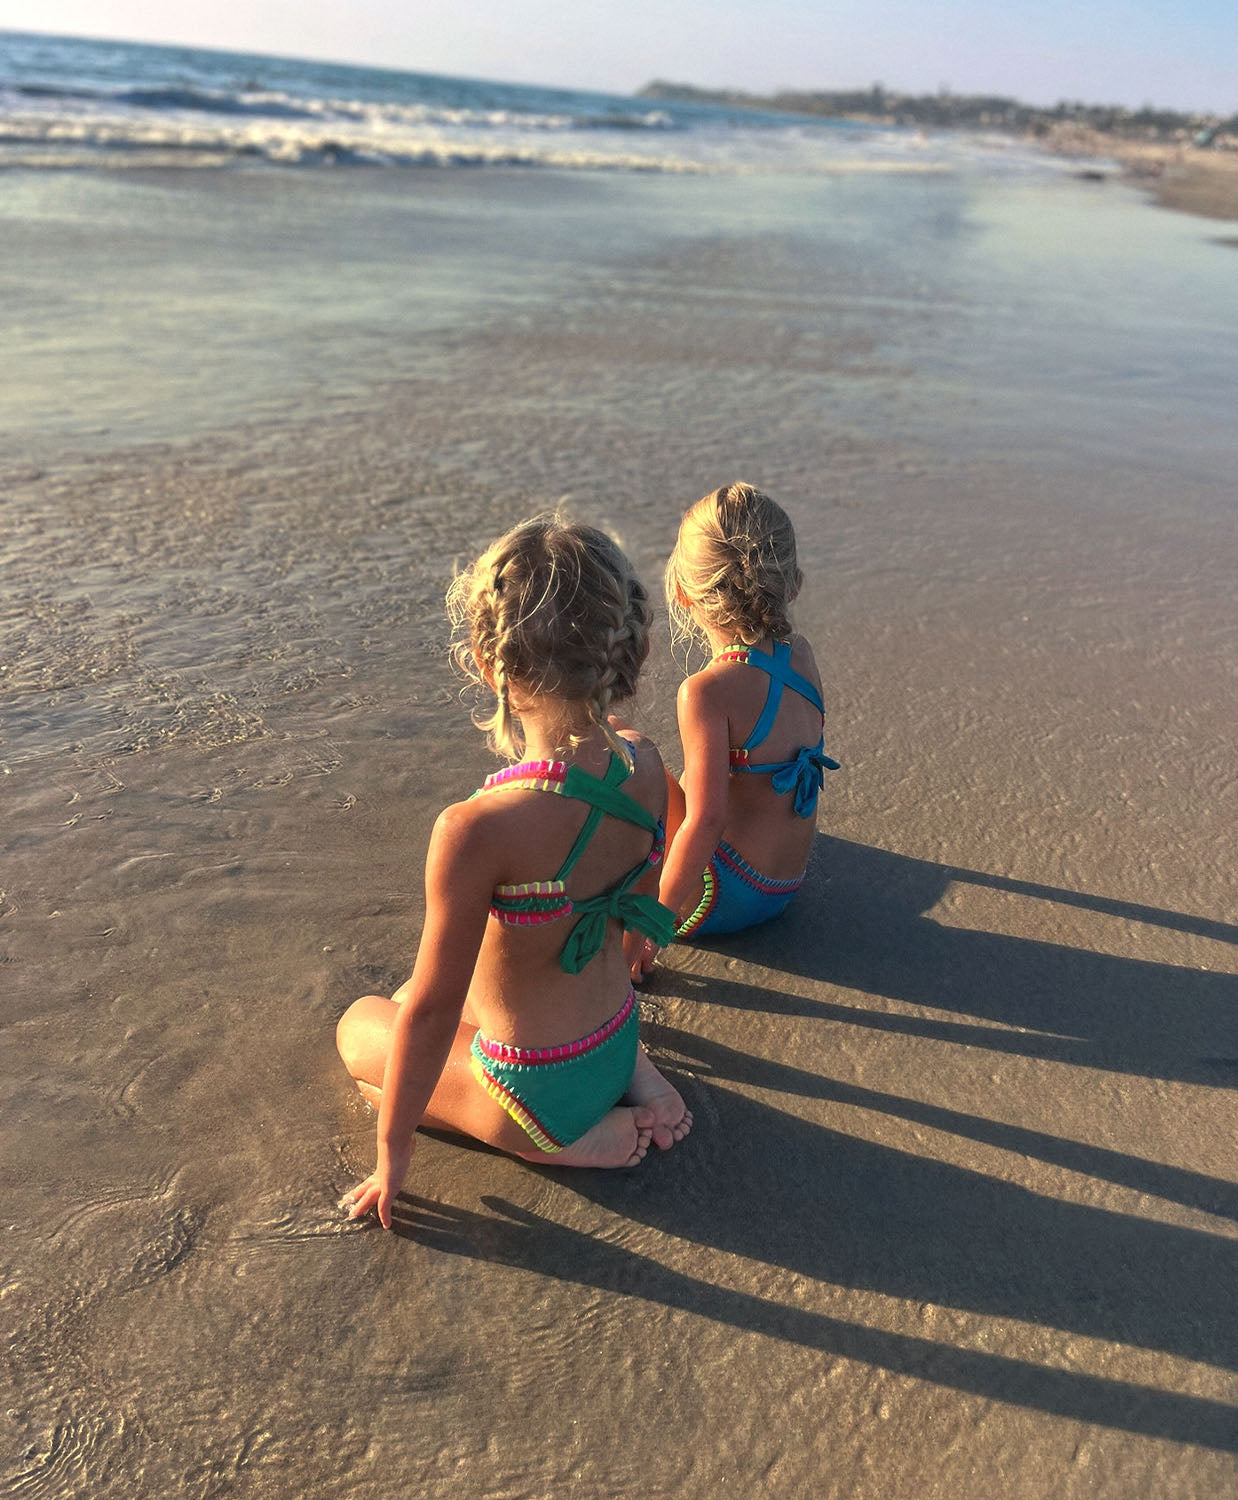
[{"x1": 338, "y1": 517, "x2": 692, "y2": 1228}]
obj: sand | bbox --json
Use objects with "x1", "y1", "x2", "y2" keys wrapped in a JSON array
[
  {"x1": 2, "y1": 163, "x2": 1235, "y2": 1498},
  {"x1": 1041, "y1": 123, "x2": 1238, "y2": 226}
]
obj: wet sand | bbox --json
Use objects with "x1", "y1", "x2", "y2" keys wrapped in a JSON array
[
  {"x1": 1042, "y1": 123, "x2": 1238, "y2": 225},
  {"x1": 2, "y1": 163, "x2": 1236, "y2": 1497},
  {"x1": 1142, "y1": 150, "x2": 1238, "y2": 225}
]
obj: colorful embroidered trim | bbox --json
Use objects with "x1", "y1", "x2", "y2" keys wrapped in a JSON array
[
  {"x1": 675, "y1": 863, "x2": 717, "y2": 938},
  {"x1": 490, "y1": 879, "x2": 572, "y2": 925},
  {"x1": 474, "y1": 989, "x2": 636, "y2": 1066},
  {"x1": 469, "y1": 989, "x2": 639, "y2": 1153},
  {"x1": 716, "y1": 842, "x2": 804, "y2": 895},
  {"x1": 481, "y1": 759, "x2": 570, "y2": 795},
  {"x1": 469, "y1": 1063, "x2": 565, "y2": 1152},
  {"x1": 493, "y1": 880, "x2": 566, "y2": 897},
  {"x1": 489, "y1": 822, "x2": 664, "y2": 927}
]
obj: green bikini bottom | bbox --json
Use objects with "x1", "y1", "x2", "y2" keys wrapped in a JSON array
[{"x1": 469, "y1": 990, "x2": 638, "y2": 1153}]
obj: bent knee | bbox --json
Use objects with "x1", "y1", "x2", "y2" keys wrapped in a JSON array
[{"x1": 336, "y1": 994, "x2": 392, "y2": 1076}]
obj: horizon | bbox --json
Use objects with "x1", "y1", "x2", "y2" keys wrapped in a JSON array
[{"x1": 1, "y1": 4, "x2": 1234, "y2": 117}]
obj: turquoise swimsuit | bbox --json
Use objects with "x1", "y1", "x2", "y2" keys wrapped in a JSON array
[
  {"x1": 471, "y1": 989, "x2": 640, "y2": 1154},
  {"x1": 675, "y1": 839, "x2": 809, "y2": 939},
  {"x1": 468, "y1": 746, "x2": 676, "y2": 1153},
  {"x1": 677, "y1": 641, "x2": 840, "y2": 939},
  {"x1": 719, "y1": 640, "x2": 839, "y2": 816}
]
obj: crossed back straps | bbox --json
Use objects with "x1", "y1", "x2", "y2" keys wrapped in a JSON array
[
  {"x1": 476, "y1": 746, "x2": 676, "y2": 972},
  {"x1": 714, "y1": 640, "x2": 840, "y2": 818}
]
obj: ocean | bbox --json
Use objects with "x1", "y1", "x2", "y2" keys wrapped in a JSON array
[
  {"x1": 3, "y1": 27, "x2": 1237, "y2": 1500},
  {"x1": 3, "y1": 28, "x2": 1234, "y2": 478},
  {"x1": 1, "y1": 28, "x2": 1054, "y2": 174}
]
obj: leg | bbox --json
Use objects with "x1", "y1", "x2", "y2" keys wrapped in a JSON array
[
  {"x1": 336, "y1": 996, "x2": 656, "y2": 1167},
  {"x1": 335, "y1": 994, "x2": 399, "y2": 1109},
  {"x1": 336, "y1": 994, "x2": 544, "y2": 1154}
]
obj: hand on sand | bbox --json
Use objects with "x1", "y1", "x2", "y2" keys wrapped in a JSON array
[{"x1": 339, "y1": 1137, "x2": 413, "y2": 1230}]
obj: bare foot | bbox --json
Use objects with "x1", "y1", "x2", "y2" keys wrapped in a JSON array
[
  {"x1": 626, "y1": 1047, "x2": 692, "y2": 1151},
  {"x1": 522, "y1": 1105, "x2": 655, "y2": 1168}
]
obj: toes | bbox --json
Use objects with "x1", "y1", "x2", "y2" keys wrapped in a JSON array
[
  {"x1": 650, "y1": 1122, "x2": 674, "y2": 1151},
  {"x1": 628, "y1": 1124, "x2": 653, "y2": 1165}
]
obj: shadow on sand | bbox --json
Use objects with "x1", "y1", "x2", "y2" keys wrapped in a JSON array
[
  {"x1": 712, "y1": 833, "x2": 1238, "y2": 1088},
  {"x1": 398, "y1": 837, "x2": 1237, "y2": 1449}
]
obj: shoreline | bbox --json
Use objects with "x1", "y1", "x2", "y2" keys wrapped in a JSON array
[
  {"x1": 4, "y1": 160, "x2": 1236, "y2": 1500},
  {"x1": 633, "y1": 81, "x2": 1238, "y2": 224},
  {"x1": 1037, "y1": 123, "x2": 1238, "y2": 224}
]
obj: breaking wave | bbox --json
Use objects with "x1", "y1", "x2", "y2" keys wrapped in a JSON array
[{"x1": 0, "y1": 29, "x2": 1063, "y2": 177}]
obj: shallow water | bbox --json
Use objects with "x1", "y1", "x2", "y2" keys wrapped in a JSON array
[{"x1": 2, "y1": 157, "x2": 1236, "y2": 1498}]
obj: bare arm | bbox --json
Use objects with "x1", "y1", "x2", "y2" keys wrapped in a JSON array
[
  {"x1": 654, "y1": 673, "x2": 731, "y2": 929},
  {"x1": 348, "y1": 800, "x2": 495, "y2": 1226},
  {"x1": 619, "y1": 733, "x2": 673, "y2": 978}
]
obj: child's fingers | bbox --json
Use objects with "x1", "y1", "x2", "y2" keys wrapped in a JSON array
[
  {"x1": 340, "y1": 1178, "x2": 381, "y2": 1219},
  {"x1": 629, "y1": 939, "x2": 660, "y2": 986}
]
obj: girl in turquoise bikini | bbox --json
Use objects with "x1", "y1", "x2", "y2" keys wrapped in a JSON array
[
  {"x1": 631, "y1": 483, "x2": 839, "y2": 977},
  {"x1": 338, "y1": 518, "x2": 691, "y2": 1229}
]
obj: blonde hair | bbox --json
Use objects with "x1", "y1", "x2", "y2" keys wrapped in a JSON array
[
  {"x1": 665, "y1": 482, "x2": 803, "y2": 648},
  {"x1": 447, "y1": 515, "x2": 651, "y2": 759}
]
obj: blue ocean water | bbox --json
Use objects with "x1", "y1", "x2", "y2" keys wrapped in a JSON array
[
  {"x1": 2, "y1": 27, "x2": 1232, "y2": 512},
  {"x1": 0, "y1": 28, "x2": 1062, "y2": 176}
]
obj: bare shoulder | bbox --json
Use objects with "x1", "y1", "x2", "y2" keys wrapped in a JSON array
[
  {"x1": 789, "y1": 633, "x2": 824, "y2": 695},
  {"x1": 618, "y1": 724, "x2": 664, "y2": 770},
  {"x1": 420, "y1": 794, "x2": 510, "y2": 906},
  {"x1": 617, "y1": 727, "x2": 669, "y2": 813},
  {"x1": 430, "y1": 793, "x2": 507, "y2": 864},
  {"x1": 678, "y1": 661, "x2": 732, "y2": 715}
]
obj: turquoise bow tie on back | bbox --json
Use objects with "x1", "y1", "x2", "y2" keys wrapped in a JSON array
[
  {"x1": 559, "y1": 888, "x2": 677, "y2": 975},
  {"x1": 769, "y1": 744, "x2": 841, "y2": 819}
]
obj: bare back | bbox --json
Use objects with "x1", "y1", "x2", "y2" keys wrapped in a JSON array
[
  {"x1": 463, "y1": 731, "x2": 667, "y2": 1046},
  {"x1": 709, "y1": 634, "x2": 825, "y2": 879}
]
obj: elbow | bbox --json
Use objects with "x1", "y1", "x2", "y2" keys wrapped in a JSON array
[
  {"x1": 392, "y1": 984, "x2": 463, "y2": 1032},
  {"x1": 682, "y1": 807, "x2": 726, "y2": 850}
]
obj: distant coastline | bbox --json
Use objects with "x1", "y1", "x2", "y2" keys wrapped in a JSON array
[{"x1": 640, "y1": 81, "x2": 1238, "y2": 223}]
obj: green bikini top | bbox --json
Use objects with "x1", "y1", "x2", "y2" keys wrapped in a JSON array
[{"x1": 474, "y1": 746, "x2": 676, "y2": 974}]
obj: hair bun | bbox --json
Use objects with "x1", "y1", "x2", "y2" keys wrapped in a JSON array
[{"x1": 665, "y1": 482, "x2": 800, "y2": 647}]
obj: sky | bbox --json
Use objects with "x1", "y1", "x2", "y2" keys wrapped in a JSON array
[{"x1": 0, "y1": 1, "x2": 1234, "y2": 113}]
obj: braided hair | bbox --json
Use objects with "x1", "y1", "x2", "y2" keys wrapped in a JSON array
[
  {"x1": 447, "y1": 516, "x2": 651, "y2": 759},
  {"x1": 665, "y1": 482, "x2": 803, "y2": 650}
]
